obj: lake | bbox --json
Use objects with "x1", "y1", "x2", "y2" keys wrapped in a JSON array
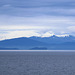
[{"x1": 0, "y1": 50, "x2": 75, "y2": 75}]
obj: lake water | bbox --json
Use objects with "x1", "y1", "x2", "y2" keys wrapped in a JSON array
[{"x1": 0, "y1": 50, "x2": 75, "y2": 75}]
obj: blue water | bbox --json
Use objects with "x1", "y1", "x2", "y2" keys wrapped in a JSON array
[{"x1": 0, "y1": 50, "x2": 75, "y2": 75}]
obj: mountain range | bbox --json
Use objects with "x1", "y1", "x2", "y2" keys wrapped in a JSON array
[{"x1": 0, "y1": 35, "x2": 75, "y2": 50}]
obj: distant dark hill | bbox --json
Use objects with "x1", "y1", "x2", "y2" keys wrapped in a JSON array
[
  {"x1": 63, "y1": 41, "x2": 75, "y2": 45},
  {"x1": 29, "y1": 35, "x2": 75, "y2": 50},
  {"x1": 30, "y1": 35, "x2": 75, "y2": 44},
  {"x1": 0, "y1": 47, "x2": 18, "y2": 50},
  {"x1": 0, "y1": 35, "x2": 75, "y2": 50},
  {"x1": 0, "y1": 37, "x2": 48, "y2": 49},
  {"x1": 30, "y1": 47, "x2": 47, "y2": 50}
]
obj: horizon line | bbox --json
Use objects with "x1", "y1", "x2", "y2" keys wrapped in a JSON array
[{"x1": 0, "y1": 50, "x2": 75, "y2": 52}]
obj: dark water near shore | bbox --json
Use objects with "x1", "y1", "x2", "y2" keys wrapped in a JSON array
[{"x1": 0, "y1": 50, "x2": 75, "y2": 75}]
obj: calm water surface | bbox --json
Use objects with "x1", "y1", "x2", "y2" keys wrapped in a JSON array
[{"x1": 0, "y1": 50, "x2": 75, "y2": 75}]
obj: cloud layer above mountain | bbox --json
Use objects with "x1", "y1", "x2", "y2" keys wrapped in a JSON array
[{"x1": 0, "y1": 0, "x2": 75, "y2": 40}]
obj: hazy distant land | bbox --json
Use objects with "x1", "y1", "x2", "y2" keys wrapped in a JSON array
[{"x1": 0, "y1": 35, "x2": 75, "y2": 50}]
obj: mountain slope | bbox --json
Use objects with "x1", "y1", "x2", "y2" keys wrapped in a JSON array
[
  {"x1": 0, "y1": 37, "x2": 48, "y2": 49},
  {"x1": 30, "y1": 35, "x2": 75, "y2": 44},
  {"x1": 0, "y1": 35, "x2": 75, "y2": 50}
]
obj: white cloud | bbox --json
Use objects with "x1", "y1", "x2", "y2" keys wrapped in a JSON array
[
  {"x1": 0, "y1": 0, "x2": 75, "y2": 40},
  {"x1": 56, "y1": 34, "x2": 69, "y2": 37},
  {"x1": 0, "y1": 15, "x2": 74, "y2": 27},
  {"x1": 0, "y1": 25, "x2": 51, "y2": 30},
  {"x1": 42, "y1": 31, "x2": 54, "y2": 37},
  {"x1": 0, "y1": 30, "x2": 41, "y2": 40},
  {"x1": 67, "y1": 26, "x2": 75, "y2": 32},
  {"x1": 0, "y1": 15, "x2": 75, "y2": 40}
]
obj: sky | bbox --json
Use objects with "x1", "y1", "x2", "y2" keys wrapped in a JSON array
[{"x1": 0, "y1": 0, "x2": 75, "y2": 40}]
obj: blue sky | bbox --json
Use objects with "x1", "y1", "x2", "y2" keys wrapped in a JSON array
[{"x1": 0, "y1": 0, "x2": 75, "y2": 40}]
